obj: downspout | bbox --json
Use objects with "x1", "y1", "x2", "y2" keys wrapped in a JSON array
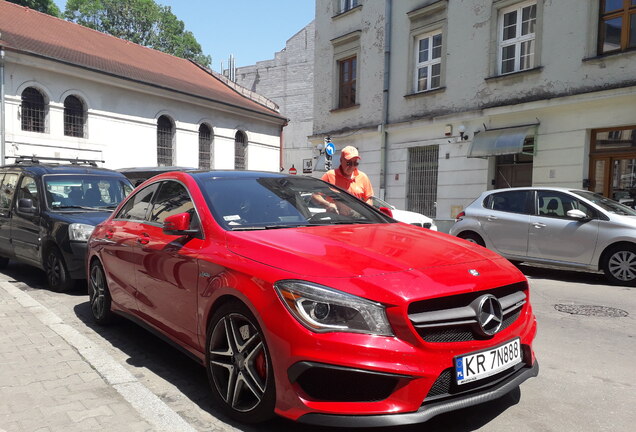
[
  {"x1": 0, "y1": 42, "x2": 5, "y2": 165},
  {"x1": 380, "y1": 0, "x2": 392, "y2": 199},
  {"x1": 279, "y1": 120, "x2": 288, "y2": 172}
]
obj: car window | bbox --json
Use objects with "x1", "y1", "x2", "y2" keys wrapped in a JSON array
[
  {"x1": 484, "y1": 190, "x2": 531, "y2": 214},
  {"x1": 0, "y1": 173, "x2": 19, "y2": 211},
  {"x1": 199, "y1": 175, "x2": 391, "y2": 230},
  {"x1": 116, "y1": 183, "x2": 158, "y2": 220},
  {"x1": 44, "y1": 174, "x2": 133, "y2": 210},
  {"x1": 536, "y1": 191, "x2": 595, "y2": 219},
  {"x1": 149, "y1": 181, "x2": 195, "y2": 224},
  {"x1": 16, "y1": 176, "x2": 39, "y2": 213},
  {"x1": 573, "y1": 190, "x2": 636, "y2": 216}
]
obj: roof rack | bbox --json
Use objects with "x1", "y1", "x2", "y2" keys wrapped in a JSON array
[{"x1": 6, "y1": 156, "x2": 105, "y2": 167}]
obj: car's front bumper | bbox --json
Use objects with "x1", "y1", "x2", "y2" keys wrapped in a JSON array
[{"x1": 298, "y1": 361, "x2": 538, "y2": 427}]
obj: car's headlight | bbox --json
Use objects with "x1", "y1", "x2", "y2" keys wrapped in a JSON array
[
  {"x1": 69, "y1": 223, "x2": 95, "y2": 242},
  {"x1": 274, "y1": 280, "x2": 393, "y2": 336}
]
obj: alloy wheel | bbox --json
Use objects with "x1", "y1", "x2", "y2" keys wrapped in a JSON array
[
  {"x1": 89, "y1": 264, "x2": 106, "y2": 320},
  {"x1": 209, "y1": 313, "x2": 268, "y2": 413},
  {"x1": 607, "y1": 250, "x2": 636, "y2": 282}
]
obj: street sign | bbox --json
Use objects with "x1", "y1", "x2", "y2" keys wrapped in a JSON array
[
  {"x1": 289, "y1": 165, "x2": 297, "y2": 175},
  {"x1": 325, "y1": 142, "x2": 335, "y2": 157}
]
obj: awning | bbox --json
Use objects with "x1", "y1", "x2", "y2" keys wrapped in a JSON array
[{"x1": 467, "y1": 125, "x2": 537, "y2": 158}]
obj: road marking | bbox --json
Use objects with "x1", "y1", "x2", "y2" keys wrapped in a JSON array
[{"x1": 0, "y1": 279, "x2": 197, "y2": 432}]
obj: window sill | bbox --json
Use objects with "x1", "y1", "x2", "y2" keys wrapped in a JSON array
[
  {"x1": 583, "y1": 48, "x2": 636, "y2": 64},
  {"x1": 330, "y1": 104, "x2": 360, "y2": 113},
  {"x1": 404, "y1": 87, "x2": 446, "y2": 99},
  {"x1": 485, "y1": 66, "x2": 543, "y2": 82},
  {"x1": 332, "y1": 5, "x2": 362, "y2": 20}
]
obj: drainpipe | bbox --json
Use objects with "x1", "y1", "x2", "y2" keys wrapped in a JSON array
[
  {"x1": 1, "y1": 43, "x2": 5, "y2": 165},
  {"x1": 279, "y1": 120, "x2": 288, "y2": 172},
  {"x1": 380, "y1": 0, "x2": 392, "y2": 199}
]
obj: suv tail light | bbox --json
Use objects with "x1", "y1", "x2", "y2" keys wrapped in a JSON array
[{"x1": 455, "y1": 211, "x2": 465, "y2": 222}]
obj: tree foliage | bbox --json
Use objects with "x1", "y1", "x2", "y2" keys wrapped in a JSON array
[
  {"x1": 64, "y1": 0, "x2": 211, "y2": 67},
  {"x1": 7, "y1": 0, "x2": 61, "y2": 17}
]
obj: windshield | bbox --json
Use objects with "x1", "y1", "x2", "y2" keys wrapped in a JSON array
[
  {"x1": 198, "y1": 175, "x2": 393, "y2": 230},
  {"x1": 572, "y1": 190, "x2": 636, "y2": 216},
  {"x1": 44, "y1": 174, "x2": 134, "y2": 210}
]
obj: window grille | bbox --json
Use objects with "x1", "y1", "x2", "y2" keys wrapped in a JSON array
[
  {"x1": 64, "y1": 95, "x2": 85, "y2": 138},
  {"x1": 407, "y1": 146, "x2": 439, "y2": 218},
  {"x1": 21, "y1": 87, "x2": 45, "y2": 133},
  {"x1": 199, "y1": 124, "x2": 212, "y2": 170},
  {"x1": 338, "y1": 56, "x2": 357, "y2": 108},
  {"x1": 157, "y1": 115, "x2": 174, "y2": 166},
  {"x1": 235, "y1": 131, "x2": 247, "y2": 170}
]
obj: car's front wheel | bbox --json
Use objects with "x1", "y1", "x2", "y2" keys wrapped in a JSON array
[
  {"x1": 88, "y1": 260, "x2": 113, "y2": 325},
  {"x1": 602, "y1": 245, "x2": 636, "y2": 286},
  {"x1": 45, "y1": 247, "x2": 75, "y2": 292},
  {"x1": 206, "y1": 301, "x2": 275, "y2": 423}
]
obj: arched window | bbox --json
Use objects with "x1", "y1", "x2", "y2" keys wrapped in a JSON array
[
  {"x1": 64, "y1": 95, "x2": 85, "y2": 137},
  {"x1": 21, "y1": 87, "x2": 45, "y2": 133},
  {"x1": 198, "y1": 124, "x2": 212, "y2": 170},
  {"x1": 157, "y1": 115, "x2": 174, "y2": 166},
  {"x1": 235, "y1": 131, "x2": 247, "y2": 170}
]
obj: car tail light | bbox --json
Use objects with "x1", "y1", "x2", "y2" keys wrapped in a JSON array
[{"x1": 455, "y1": 211, "x2": 465, "y2": 221}]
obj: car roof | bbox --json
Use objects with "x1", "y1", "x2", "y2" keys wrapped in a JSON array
[
  {"x1": 1, "y1": 162, "x2": 129, "y2": 177},
  {"x1": 481, "y1": 186, "x2": 589, "y2": 195}
]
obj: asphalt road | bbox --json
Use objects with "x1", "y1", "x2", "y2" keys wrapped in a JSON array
[{"x1": 2, "y1": 262, "x2": 634, "y2": 432}]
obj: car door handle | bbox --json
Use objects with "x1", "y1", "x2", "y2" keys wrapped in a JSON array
[
  {"x1": 487, "y1": 215, "x2": 498, "y2": 221},
  {"x1": 137, "y1": 233, "x2": 150, "y2": 245},
  {"x1": 532, "y1": 222, "x2": 546, "y2": 228}
]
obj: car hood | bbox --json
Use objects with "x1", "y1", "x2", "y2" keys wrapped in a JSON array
[
  {"x1": 226, "y1": 223, "x2": 511, "y2": 280},
  {"x1": 45, "y1": 210, "x2": 112, "y2": 226},
  {"x1": 390, "y1": 208, "x2": 433, "y2": 224}
]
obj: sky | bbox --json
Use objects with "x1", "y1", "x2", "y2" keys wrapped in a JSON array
[{"x1": 52, "y1": 0, "x2": 316, "y2": 71}]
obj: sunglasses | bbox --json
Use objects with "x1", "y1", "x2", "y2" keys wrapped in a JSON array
[{"x1": 346, "y1": 161, "x2": 359, "y2": 167}]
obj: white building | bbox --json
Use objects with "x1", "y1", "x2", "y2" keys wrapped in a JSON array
[
  {"x1": 312, "y1": 0, "x2": 636, "y2": 231},
  {"x1": 0, "y1": 1, "x2": 287, "y2": 172}
]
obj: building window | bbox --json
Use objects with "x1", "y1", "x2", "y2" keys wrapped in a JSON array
[
  {"x1": 338, "y1": 56, "x2": 357, "y2": 108},
  {"x1": 21, "y1": 87, "x2": 46, "y2": 133},
  {"x1": 340, "y1": 0, "x2": 358, "y2": 13},
  {"x1": 235, "y1": 131, "x2": 247, "y2": 170},
  {"x1": 598, "y1": 0, "x2": 636, "y2": 54},
  {"x1": 415, "y1": 32, "x2": 442, "y2": 92},
  {"x1": 157, "y1": 115, "x2": 174, "y2": 166},
  {"x1": 199, "y1": 124, "x2": 212, "y2": 170},
  {"x1": 64, "y1": 95, "x2": 85, "y2": 138},
  {"x1": 498, "y1": 1, "x2": 537, "y2": 75},
  {"x1": 407, "y1": 145, "x2": 438, "y2": 218}
]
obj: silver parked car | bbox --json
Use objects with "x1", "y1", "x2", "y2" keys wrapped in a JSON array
[{"x1": 449, "y1": 187, "x2": 636, "y2": 286}]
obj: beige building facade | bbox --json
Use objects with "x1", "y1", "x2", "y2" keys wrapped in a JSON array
[{"x1": 311, "y1": 0, "x2": 636, "y2": 231}]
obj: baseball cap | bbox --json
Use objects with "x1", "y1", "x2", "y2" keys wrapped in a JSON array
[{"x1": 341, "y1": 146, "x2": 360, "y2": 160}]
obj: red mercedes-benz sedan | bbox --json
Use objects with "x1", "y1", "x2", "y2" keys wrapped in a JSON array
[{"x1": 87, "y1": 170, "x2": 538, "y2": 427}]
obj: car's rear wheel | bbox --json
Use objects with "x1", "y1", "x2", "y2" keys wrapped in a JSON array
[
  {"x1": 45, "y1": 247, "x2": 75, "y2": 292},
  {"x1": 458, "y1": 232, "x2": 486, "y2": 247},
  {"x1": 88, "y1": 260, "x2": 113, "y2": 325},
  {"x1": 602, "y1": 245, "x2": 636, "y2": 286},
  {"x1": 206, "y1": 301, "x2": 275, "y2": 423}
]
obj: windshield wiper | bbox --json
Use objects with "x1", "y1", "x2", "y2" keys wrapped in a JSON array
[
  {"x1": 52, "y1": 205, "x2": 111, "y2": 211},
  {"x1": 231, "y1": 224, "x2": 310, "y2": 231}
]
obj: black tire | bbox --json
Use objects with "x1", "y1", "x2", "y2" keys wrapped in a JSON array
[
  {"x1": 458, "y1": 232, "x2": 486, "y2": 247},
  {"x1": 206, "y1": 301, "x2": 275, "y2": 423},
  {"x1": 45, "y1": 247, "x2": 75, "y2": 292},
  {"x1": 88, "y1": 260, "x2": 113, "y2": 325},
  {"x1": 0, "y1": 256, "x2": 9, "y2": 269},
  {"x1": 602, "y1": 245, "x2": 636, "y2": 286}
]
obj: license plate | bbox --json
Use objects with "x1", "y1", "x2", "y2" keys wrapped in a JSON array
[{"x1": 455, "y1": 338, "x2": 522, "y2": 385}]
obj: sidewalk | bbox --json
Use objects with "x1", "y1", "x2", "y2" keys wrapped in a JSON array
[{"x1": 0, "y1": 277, "x2": 195, "y2": 432}]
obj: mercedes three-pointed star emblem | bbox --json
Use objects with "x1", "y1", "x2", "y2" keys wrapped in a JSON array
[{"x1": 476, "y1": 294, "x2": 503, "y2": 336}]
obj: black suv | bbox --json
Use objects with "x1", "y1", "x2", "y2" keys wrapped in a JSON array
[{"x1": 0, "y1": 156, "x2": 133, "y2": 291}]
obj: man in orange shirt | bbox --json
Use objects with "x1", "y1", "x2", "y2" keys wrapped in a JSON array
[{"x1": 318, "y1": 146, "x2": 374, "y2": 212}]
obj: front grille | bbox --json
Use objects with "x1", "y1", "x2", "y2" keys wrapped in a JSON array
[{"x1": 408, "y1": 282, "x2": 527, "y2": 343}]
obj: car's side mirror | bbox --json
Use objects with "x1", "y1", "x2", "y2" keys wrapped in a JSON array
[
  {"x1": 566, "y1": 209, "x2": 588, "y2": 220},
  {"x1": 17, "y1": 198, "x2": 35, "y2": 213},
  {"x1": 379, "y1": 206, "x2": 393, "y2": 218},
  {"x1": 163, "y1": 212, "x2": 199, "y2": 236}
]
